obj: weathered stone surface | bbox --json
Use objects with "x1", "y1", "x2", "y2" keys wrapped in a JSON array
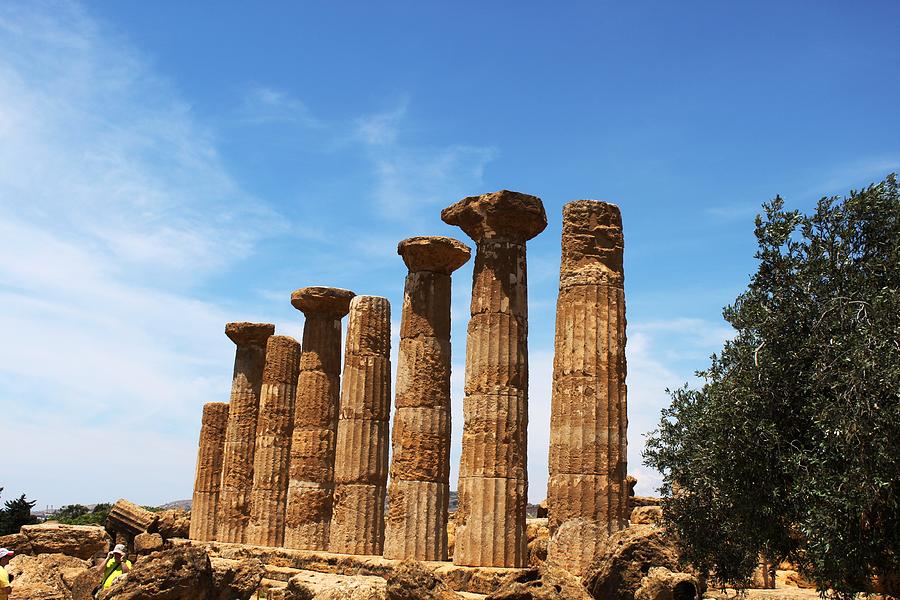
[
  {"x1": 286, "y1": 572, "x2": 385, "y2": 600},
  {"x1": 385, "y1": 237, "x2": 469, "y2": 562},
  {"x1": 97, "y1": 545, "x2": 214, "y2": 600},
  {"x1": 5, "y1": 553, "x2": 93, "y2": 600},
  {"x1": 218, "y1": 322, "x2": 273, "y2": 544},
  {"x1": 485, "y1": 566, "x2": 592, "y2": 600},
  {"x1": 547, "y1": 200, "x2": 628, "y2": 577},
  {"x1": 634, "y1": 567, "x2": 700, "y2": 600},
  {"x1": 385, "y1": 560, "x2": 460, "y2": 600},
  {"x1": 384, "y1": 481, "x2": 449, "y2": 562},
  {"x1": 583, "y1": 525, "x2": 680, "y2": 600},
  {"x1": 331, "y1": 296, "x2": 391, "y2": 555},
  {"x1": 155, "y1": 509, "x2": 191, "y2": 540},
  {"x1": 248, "y1": 335, "x2": 302, "y2": 548},
  {"x1": 443, "y1": 192, "x2": 544, "y2": 569},
  {"x1": 190, "y1": 402, "x2": 229, "y2": 541},
  {"x1": 631, "y1": 506, "x2": 663, "y2": 525},
  {"x1": 329, "y1": 484, "x2": 387, "y2": 556},
  {"x1": 0, "y1": 532, "x2": 32, "y2": 555},
  {"x1": 525, "y1": 519, "x2": 549, "y2": 568},
  {"x1": 454, "y1": 476, "x2": 528, "y2": 568},
  {"x1": 21, "y1": 523, "x2": 110, "y2": 559},
  {"x1": 134, "y1": 532, "x2": 164, "y2": 554},
  {"x1": 389, "y1": 407, "x2": 450, "y2": 483},
  {"x1": 210, "y1": 557, "x2": 265, "y2": 600},
  {"x1": 286, "y1": 287, "x2": 353, "y2": 551}
]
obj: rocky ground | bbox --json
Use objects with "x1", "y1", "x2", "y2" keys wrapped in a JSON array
[{"x1": 0, "y1": 498, "x2": 859, "y2": 600}]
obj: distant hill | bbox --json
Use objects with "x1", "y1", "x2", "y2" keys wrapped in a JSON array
[{"x1": 159, "y1": 499, "x2": 192, "y2": 511}]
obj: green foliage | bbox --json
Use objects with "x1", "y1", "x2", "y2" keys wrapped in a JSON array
[
  {"x1": 0, "y1": 488, "x2": 39, "y2": 535},
  {"x1": 644, "y1": 175, "x2": 900, "y2": 597},
  {"x1": 56, "y1": 502, "x2": 112, "y2": 525}
]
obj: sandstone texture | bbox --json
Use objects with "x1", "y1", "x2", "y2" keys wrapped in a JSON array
[
  {"x1": 583, "y1": 525, "x2": 680, "y2": 600},
  {"x1": 97, "y1": 545, "x2": 214, "y2": 600},
  {"x1": 331, "y1": 295, "x2": 391, "y2": 555},
  {"x1": 285, "y1": 572, "x2": 386, "y2": 600},
  {"x1": 107, "y1": 499, "x2": 159, "y2": 538},
  {"x1": 442, "y1": 190, "x2": 546, "y2": 568},
  {"x1": 547, "y1": 200, "x2": 628, "y2": 576},
  {"x1": 248, "y1": 335, "x2": 302, "y2": 547},
  {"x1": 631, "y1": 506, "x2": 663, "y2": 525},
  {"x1": 385, "y1": 236, "x2": 470, "y2": 562},
  {"x1": 155, "y1": 508, "x2": 191, "y2": 540},
  {"x1": 285, "y1": 287, "x2": 354, "y2": 550},
  {"x1": 19, "y1": 523, "x2": 110, "y2": 559},
  {"x1": 5, "y1": 553, "x2": 95, "y2": 600},
  {"x1": 385, "y1": 560, "x2": 460, "y2": 600},
  {"x1": 485, "y1": 566, "x2": 592, "y2": 600},
  {"x1": 634, "y1": 567, "x2": 700, "y2": 600},
  {"x1": 210, "y1": 557, "x2": 265, "y2": 600},
  {"x1": 134, "y1": 532, "x2": 164, "y2": 555},
  {"x1": 0, "y1": 532, "x2": 31, "y2": 555},
  {"x1": 190, "y1": 402, "x2": 229, "y2": 541},
  {"x1": 217, "y1": 321, "x2": 274, "y2": 544}
]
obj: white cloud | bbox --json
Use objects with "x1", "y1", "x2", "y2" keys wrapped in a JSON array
[
  {"x1": 0, "y1": 2, "x2": 278, "y2": 505},
  {"x1": 240, "y1": 86, "x2": 322, "y2": 128}
]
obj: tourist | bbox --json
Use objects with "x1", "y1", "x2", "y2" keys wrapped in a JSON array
[
  {"x1": 99, "y1": 544, "x2": 132, "y2": 591},
  {"x1": 0, "y1": 548, "x2": 14, "y2": 598}
]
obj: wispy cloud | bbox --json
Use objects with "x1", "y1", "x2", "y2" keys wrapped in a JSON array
[
  {"x1": 239, "y1": 86, "x2": 322, "y2": 128},
  {"x1": 0, "y1": 2, "x2": 278, "y2": 505}
]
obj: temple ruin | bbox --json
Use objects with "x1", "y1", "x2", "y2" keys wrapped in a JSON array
[
  {"x1": 217, "y1": 322, "x2": 275, "y2": 544},
  {"x1": 442, "y1": 190, "x2": 548, "y2": 568},
  {"x1": 384, "y1": 236, "x2": 470, "y2": 561},
  {"x1": 284, "y1": 287, "x2": 355, "y2": 550},
  {"x1": 329, "y1": 295, "x2": 392, "y2": 555},
  {"x1": 188, "y1": 190, "x2": 628, "y2": 579},
  {"x1": 547, "y1": 200, "x2": 628, "y2": 576}
]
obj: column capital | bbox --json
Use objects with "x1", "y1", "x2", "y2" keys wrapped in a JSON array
[
  {"x1": 225, "y1": 322, "x2": 275, "y2": 346},
  {"x1": 441, "y1": 190, "x2": 547, "y2": 243},
  {"x1": 397, "y1": 236, "x2": 471, "y2": 274},
  {"x1": 290, "y1": 286, "x2": 355, "y2": 317}
]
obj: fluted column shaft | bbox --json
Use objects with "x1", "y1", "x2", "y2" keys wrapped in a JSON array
[
  {"x1": 190, "y1": 402, "x2": 229, "y2": 541},
  {"x1": 217, "y1": 322, "x2": 274, "y2": 544},
  {"x1": 284, "y1": 287, "x2": 354, "y2": 550},
  {"x1": 329, "y1": 296, "x2": 391, "y2": 555},
  {"x1": 442, "y1": 190, "x2": 546, "y2": 568},
  {"x1": 384, "y1": 236, "x2": 470, "y2": 561},
  {"x1": 248, "y1": 335, "x2": 302, "y2": 547},
  {"x1": 547, "y1": 200, "x2": 628, "y2": 576}
]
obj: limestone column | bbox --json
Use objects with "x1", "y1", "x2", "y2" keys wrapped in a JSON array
[
  {"x1": 329, "y1": 296, "x2": 391, "y2": 555},
  {"x1": 384, "y1": 236, "x2": 470, "y2": 561},
  {"x1": 217, "y1": 322, "x2": 275, "y2": 544},
  {"x1": 546, "y1": 200, "x2": 628, "y2": 576},
  {"x1": 284, "y1": 286, "x2": 355, "y2": 550},
  {"x1": 189, "y1": 402, "x2": 229, "y2": 541},
  {"x1": 247, "y1": 335, "x2": 302, "y2": 547},
  {"x1": 441, "y1": 190, "x2": 547, "y2": 568}
]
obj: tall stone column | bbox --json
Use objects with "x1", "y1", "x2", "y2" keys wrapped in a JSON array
[
  {"x1": 547, "y1": 200, "x2": 628, "y2": 576},
  {"x1": 189, "y1": 402, "x2": 229, "y2": 541},
  {"x1": 384, "y1": 236, "x2": 470, "y2": 561},
  {"x1": 248, "y1": 335, "x2": 302, "y2": 547},
  {"x1": 442, "y1": 190, "x2": 547, "y2": 568},
  {"x1": 217, "y1": 322, "x2": 274, "y2": 544},
  {"x1": 329, "y1": 296, "x2": 391, "y2": 555},
  {"x1": 284, "y1": 287, "x2": 355, "y2": 550}
]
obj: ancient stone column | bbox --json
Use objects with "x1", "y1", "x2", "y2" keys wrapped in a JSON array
[
  {"x1": 247, "y1": 335, "x2": 302, "y2": 547},
  {"x1": 217, "y1": 322, "x2": 275, "y2": 544},
  {"x1": 284, "y1": 287, "x2": 355, "y2": 550},
  {"x1": 547, "y1": 200, "x2": 628, "y2": 576},
  {"x1": 329, "y1": 296, "x2": 391, "y2": 555},
  {"x1": 442, "y1": 190, "x2": 547, "y2": 568},
  {"x1": 384, "y1": 236, "x2": 470, "y2": 561},
  {"x1": 189, "y1": 402, "x2": 229, "y2": 541}
]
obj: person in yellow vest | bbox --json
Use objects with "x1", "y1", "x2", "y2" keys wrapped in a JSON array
[
  {"x1": 100, "y1": 544, "x2": 132, "y2": 590},
  {"x1": 0, "y1": 548, "x2": 14, "y2": 599}
]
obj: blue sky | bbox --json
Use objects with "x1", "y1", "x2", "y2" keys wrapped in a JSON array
[{"x1": 1, "y1": 1, "x2": 898, "y2": 508}]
